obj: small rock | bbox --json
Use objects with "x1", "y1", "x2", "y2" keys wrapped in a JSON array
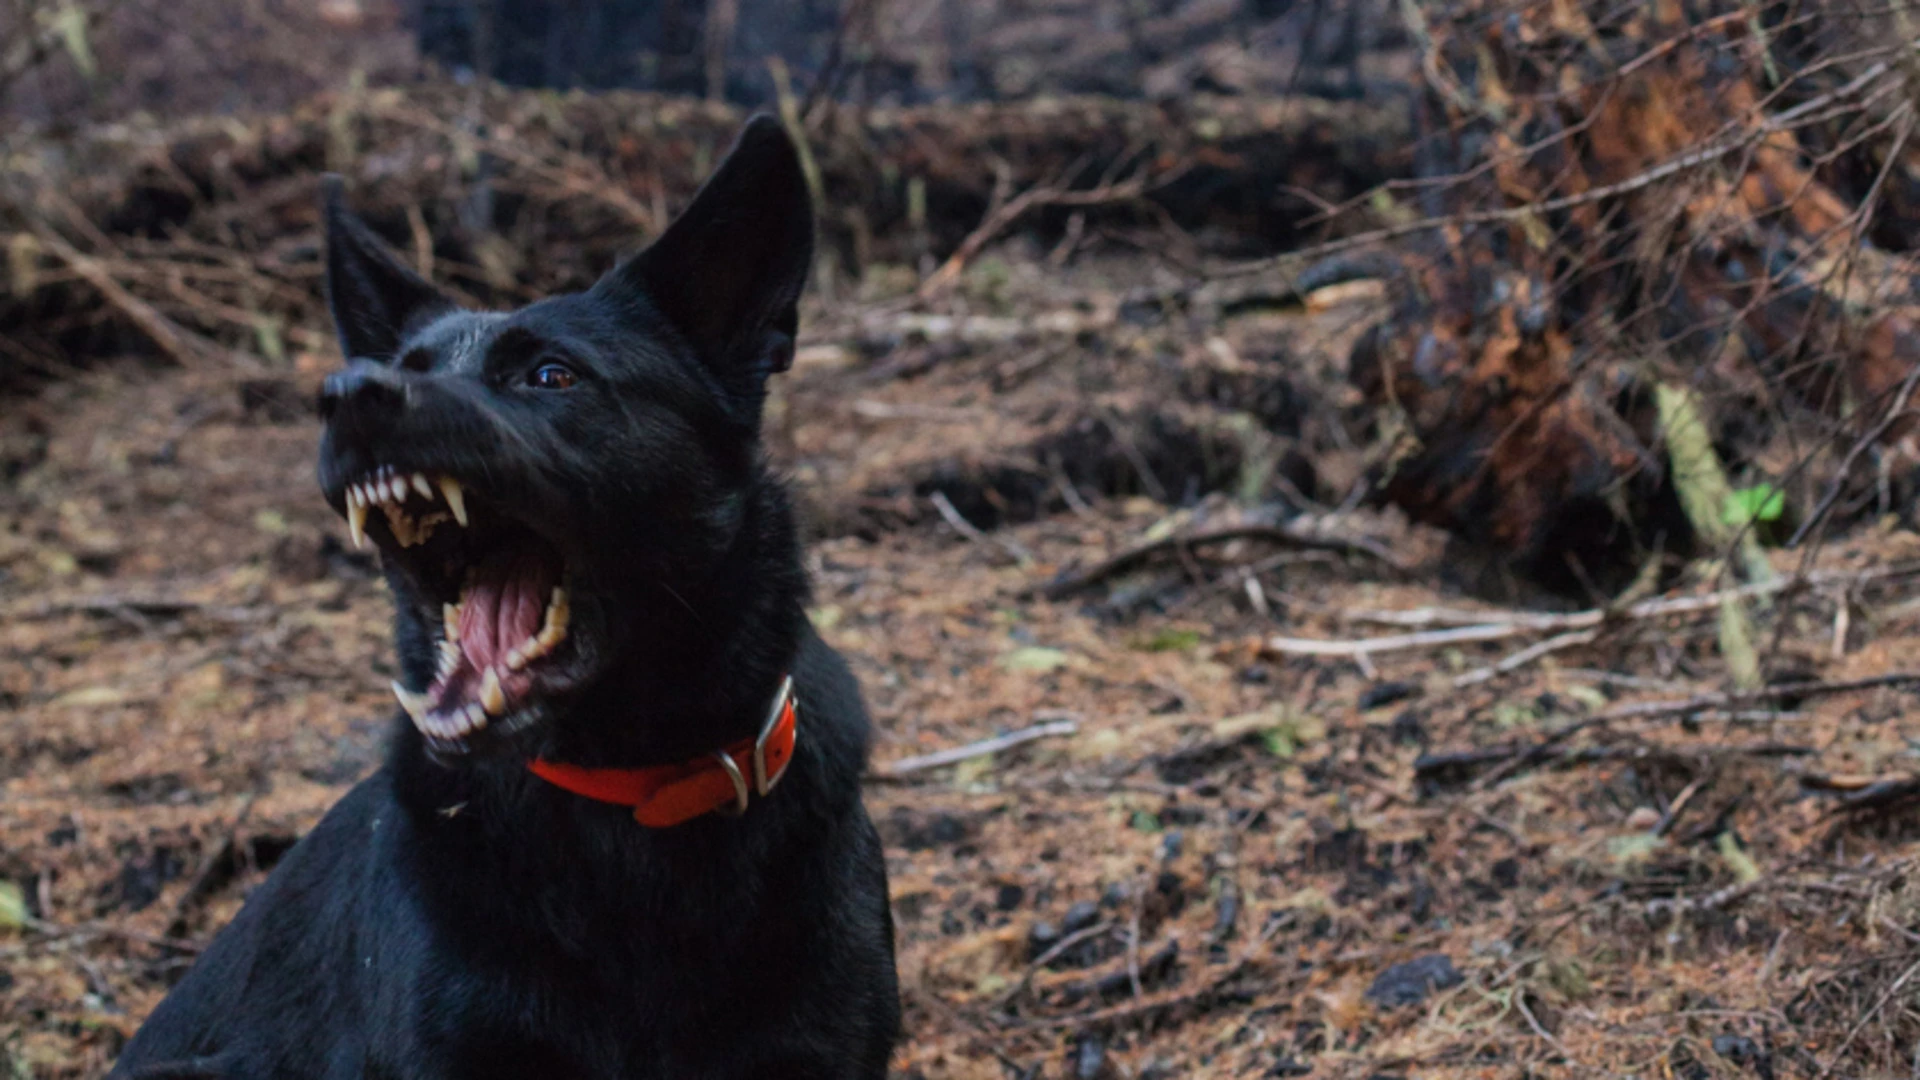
[
  {"x1": 1358, "y1": 680, "x2": 1420, "y2": 711},
  {"x1": 1073, "y1": 1034, "x2": 1108, "y2": 1079},
  {"x1": 1027, "y1": 920, "x2": 1061, "y2": 960},
  {"x1": 1162, "y1": 829, "x2": 1185, "y2": 861},
  {"x1": 1364, "y1": 954, "x2": 1464, "y2": 1009},
  {"x1": 995, "y1": 883, "x2": 1025, "y2": 911},
  {"x1": 1062, "y1": 900, "x2": 1101, "y2": 935},
  {"x1": 1712, "y1": 1033, "x2": 1760, "y2": 1063}
]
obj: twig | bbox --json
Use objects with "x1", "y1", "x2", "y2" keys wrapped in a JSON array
[
  {"x1": 1816, "y1": 955, "x2": 1920, "y2": 1079},
  {"x1": 997, "y1": 921, "x2": 1117, "y2": 1009},
  {"x1": 1643, "y1": 878, "x2": 1770, "y2": 919},
  {"x1": 917, "y1": 163, "x2": 1187, "y2": 303},
  {"x1": 5, "y1": 594, "x2": 266, "y2": 623},
  {"x1": 929, "y1": 491, "x2": 1034, "y2": 566},
  {"x1": 1514, "y1": 990, "x2": 1578, "y2": 1065},
  {"x1": 1274, "y1": 565, "x2": 1920, "y2": 659},
  {"x1": 1029, "y1": 522, "x2": 1405, "y2": 601},
  {"x1": 1789, "y1": 357, "x2": 1920, "y2": 548},
  {"x1": 1125, "y1": 893, "x2": 1145, "y2": 1000},
  {"x1": 1268, "y1": 621, "x2": 1523, "y2": 658},
  {"x1": 875, "y1": 719, "x2": 1080, "y2": 778},
  {"x1": 29, "y1": 225, "x2": 253, "y2": 371},
  {"x1": 1453, "y1": 629, "x2": 1599, "y2": 687},
  {"x1": 165, "y1": 794, "x2": 259, "y2": 939},
  {"x1": 1594, "y1": 672, "x2": 1920, "y2": 722}
]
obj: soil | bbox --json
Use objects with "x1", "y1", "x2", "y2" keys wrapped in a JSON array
[{"x1": 5, "y1": 254, "x2": 1920, "y2": 1078}]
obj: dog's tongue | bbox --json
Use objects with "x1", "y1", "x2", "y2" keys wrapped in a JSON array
[{"x1": 459, "y1": 550, "x2": 557, "y2": 672}]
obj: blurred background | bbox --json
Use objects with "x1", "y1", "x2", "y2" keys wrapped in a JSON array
[{"x1": 6, "y1": 1, "x2": 1920, "y2": 1077}]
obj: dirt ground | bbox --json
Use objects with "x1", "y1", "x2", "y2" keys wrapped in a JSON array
[{"x1": 5, "y1": 255, "x2": 1920, "y2": 1079}]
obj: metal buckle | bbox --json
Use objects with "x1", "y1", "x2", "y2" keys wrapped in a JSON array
[
  {"x1": 711, "y1": 751, "x2": 751, "y2": 817},
  {"x1": 752, "y1": 675, "x2": 796, "y2": 796}
]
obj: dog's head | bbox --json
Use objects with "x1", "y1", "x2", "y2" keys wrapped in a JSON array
[{"x1": 316, "y1": 116, "x2": 812, "y2": 758}]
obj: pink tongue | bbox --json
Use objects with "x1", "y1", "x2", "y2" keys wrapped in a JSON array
[{"x1": 458, "y1": 551, "x2": 556, "y2": 672}]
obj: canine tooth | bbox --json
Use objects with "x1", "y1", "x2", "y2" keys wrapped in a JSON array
[
  {"x1": 438, "y1": 476, "x2": 468, "y2": 526},
  {"x1": 347, "y1": 501, "x2": 368, "y2": 549},
  {"x1": 443, "y1": 603, "x2": 461, "y2": 641},
  {"x1": 391, "y1": 682, "x2": 429, "y2": 721},
  {"x1": 479, "y1": 667, "x2": 506, "y2": 715},
  {"x1": 413, "y1": 472, "x2": 433, "y2": 498},
  {"x1": 536, "y1": 588, "x2": 570, "y2": 649}
]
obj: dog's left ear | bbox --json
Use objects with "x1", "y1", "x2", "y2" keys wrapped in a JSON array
[
  {"x1": 597, "y1": 115, "x2": 814, "y2": 413},
  {"x1": 321, "y1": 175, "x2": 454, "y2": 363}
]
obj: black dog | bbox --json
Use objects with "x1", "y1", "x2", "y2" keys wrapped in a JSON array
[{"x1": 111, "y1": 117, "x2": 899, "y2": 1080}]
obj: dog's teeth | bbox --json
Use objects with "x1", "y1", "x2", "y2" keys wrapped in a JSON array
[
  {"x1": 505, "y1": 644, "x2": 527, "y2": 671},
  {"x1": 465, "y1": 703, "x2": 487, "y2": 731},
  {"x1": 443, "y1": 602, "x2": 460, "y2": 642},
  {"x1": 347, "y1": 501, "x2": 369, "y2": 549},
  {"x1": 388, "y1": 477, "x2": 407, "y2": 503},
  {"x1": 412, "y1": 472, "x2": 433, "y2": 498},
  {"x1": 438, "y1": 477, "x2": 467, "y2": 526},
  {"x1": 437, "y1": 639, "x2": 460, "y2": 678},
  {"x1": 479, "y1": 667, "x2": 506, "y2": 715},
  {"x1": 391, "y1": 682, "x2": 429, "y2": 721},
  {"x1": 536, "y1": 587, "x2": 570, "y2": 649}
]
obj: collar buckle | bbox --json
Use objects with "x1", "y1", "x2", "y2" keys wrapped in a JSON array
[{"x1": 752, "y1": 675, "x2": 796, "y2": 796}]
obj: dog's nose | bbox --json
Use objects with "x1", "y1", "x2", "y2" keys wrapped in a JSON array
[{"x1": 319, "y1": 361, "x2": 408, "y2": 423}]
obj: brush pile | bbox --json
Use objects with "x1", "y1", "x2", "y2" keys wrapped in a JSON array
[{"x1": 1320, "y1": 0, "x2": 1920, "y2": 590}]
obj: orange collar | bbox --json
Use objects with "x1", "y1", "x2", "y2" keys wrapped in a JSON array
[{"x1": 527, "y1": 676, "x2": 798, "y2": 828}]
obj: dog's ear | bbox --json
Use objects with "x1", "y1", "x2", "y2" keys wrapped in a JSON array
[
  {"x1": 596, "y1": 115, "x2": 814, "y2": 411},
  {"x1": 321, "y1": 175, "x2": 453, "y2": 363}
]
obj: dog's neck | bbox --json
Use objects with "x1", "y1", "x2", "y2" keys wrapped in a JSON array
[{"x1": 552, "y1": 471, "x2": 809, "y2": 769}]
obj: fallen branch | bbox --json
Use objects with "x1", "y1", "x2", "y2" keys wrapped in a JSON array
[
  {"x1": 1029, "y1": 522, "x2": 1406, "y2": 602},
  {"x1": 875, "y1": 718, "x2": 1080, "y2": 778},
  {"x1": 930, "y1": 491, "x2": 1034, "y2": 566},
  {"x1": 1270, "y1": 565, "x2": 1920, "y2": 660},
  {"x1": 28, "y1": 225, "x2": 253, "y2": 371},
  {"x1": 1802, "y1": 773, "x2": 1920, "y2": 812}
]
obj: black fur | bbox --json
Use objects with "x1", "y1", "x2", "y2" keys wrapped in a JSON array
[{"x1": 110, "y1": 116, "x2": 900, "y2": 1080}]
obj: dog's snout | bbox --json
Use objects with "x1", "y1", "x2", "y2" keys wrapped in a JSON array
[{"x1": 319, "y1": 361, "x2": 408, "y2": 423}]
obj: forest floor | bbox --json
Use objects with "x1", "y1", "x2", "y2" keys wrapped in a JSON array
[{"x1": 5, "y1": 253, "x2": 1920, "y2": 1079}]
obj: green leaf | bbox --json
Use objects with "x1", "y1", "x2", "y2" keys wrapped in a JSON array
[
  {"x1": 1132, "y1": 628, "x2": 1201, "y2": 653},
  {"x1": 1607, "y1": 832, "x2": 1664, "y2": 868},
  {"x1": 0, "y1": 880, "x2": 26, "y2": 930},
  {"x1": 51, "y1": 3, "x2": 95, "y2": 79},
  {"x1": 1130, "y1": 810, "x2": 1163, "y2": 833},
  {"x1": 1724, "y1": 485, "x2": 1786, "y2": 528},
  {"x1": 952, "y1": 754, "x2": 995, "y2": 789},
  {"x1": 999, "y1": 646, "x2": 1070, "y2": 674},
  {"x1": 1717, "y1": 831, "x2": 1762, "y2": 884}
]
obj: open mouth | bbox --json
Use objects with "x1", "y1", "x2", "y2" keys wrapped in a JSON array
[{"x1": 342, "y1": 465, "x2": 575, "y2": 752}]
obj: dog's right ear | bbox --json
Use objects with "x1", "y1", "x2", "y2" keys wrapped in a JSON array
[{"x1": 321, "y1": 175, "x2": 453, "y2": 363}]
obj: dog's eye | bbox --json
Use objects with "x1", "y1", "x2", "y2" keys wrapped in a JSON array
[{"x1": 528, "y1": 362, "x2": 578, "y2": 390}]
